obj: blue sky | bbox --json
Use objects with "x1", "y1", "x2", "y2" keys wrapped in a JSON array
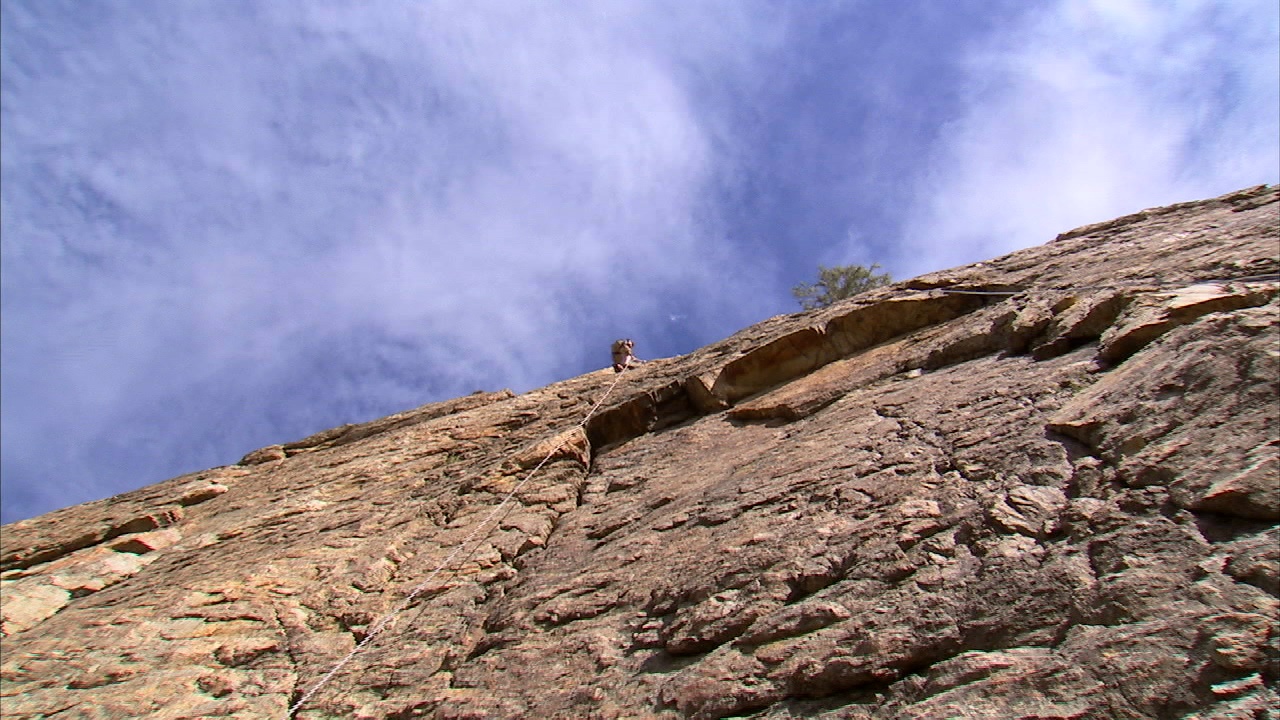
[{"x1": 2, "y1": 0, "x2": 1277, "y2": 524}]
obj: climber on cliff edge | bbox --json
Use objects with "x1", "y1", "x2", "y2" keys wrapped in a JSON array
[{"x1": 611, "y1": 338, "x2": 642, "y2": 372}]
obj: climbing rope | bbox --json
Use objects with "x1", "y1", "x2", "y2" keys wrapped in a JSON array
[
  {"x1": 286, "y1": 270, "x2": 1280, "y2": 715},
  {"x1": 287, "y1": 369, "x2": 631, "y2": 718}
]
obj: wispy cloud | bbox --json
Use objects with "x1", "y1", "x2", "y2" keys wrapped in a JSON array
[
  {"x1": 889, "y1": 0, "x2": 1280, "y2": 276},
  {"x1": 0, "y1": 1, "x2": 786, "y2": 522},
  {"x1": 2, "y1": 0, "x2": 1275, "y2": 524}
]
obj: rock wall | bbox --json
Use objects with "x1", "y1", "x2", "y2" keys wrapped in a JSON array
[{"x1": 2, "y1": 185, "x2": 1277, "y2": 719}]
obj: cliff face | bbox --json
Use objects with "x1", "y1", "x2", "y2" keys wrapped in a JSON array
[{"x1": 2, "y1": 185, "x2": 1278, "y2": 720}]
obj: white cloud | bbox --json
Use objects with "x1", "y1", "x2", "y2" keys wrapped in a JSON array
[
  {"x1": 0, "y1": 1, "x2": 786, "y2": 522},
  {"x1": 5, "y1": 0, "x2": 1275, "y2": 524},
  {"x1": 891, "y1": 0, "x2": 1280, "y2": 277}
]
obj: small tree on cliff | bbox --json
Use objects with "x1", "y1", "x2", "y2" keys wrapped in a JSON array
[{"x1": 792, "y1": 263, "x2": 893, "y2": 309}]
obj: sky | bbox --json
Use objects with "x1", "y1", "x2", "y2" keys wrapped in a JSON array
[{"x1": 2, "y1": 0, "x2": 1277, "y2": 525}]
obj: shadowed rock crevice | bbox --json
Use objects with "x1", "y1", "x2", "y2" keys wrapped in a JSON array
[
  {"x1": 585, "y1": 381, "x2": 699, "y2": 450},
  {"x1": 713, "y1": 292, "x2": 996, "y2": 404}
]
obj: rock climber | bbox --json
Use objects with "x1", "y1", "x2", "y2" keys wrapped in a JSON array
[{"x1": 611, "y1": 338, "x2": 641, "y2": 372}]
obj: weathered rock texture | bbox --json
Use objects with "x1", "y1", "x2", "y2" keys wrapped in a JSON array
[{"x1": 3, "y1": 185, "x2": 1278, "y2": 720}]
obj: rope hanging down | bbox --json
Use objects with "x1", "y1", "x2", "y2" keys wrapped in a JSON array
[
  {"x1": 287, "y1": 270, "x2": 1280, "y2": 715},
  {"x1": 287, "y1": 369, "x2": 630, "y2": 718}
]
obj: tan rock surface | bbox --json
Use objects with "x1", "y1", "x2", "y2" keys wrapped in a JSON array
[{"x1": 2, "y1": 185, "x2": 1278, "y2": 719}]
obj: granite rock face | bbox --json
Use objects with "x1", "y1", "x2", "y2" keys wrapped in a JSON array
[{"x1": 2, "y1": 185, "x2": 1278, "y2": 719}]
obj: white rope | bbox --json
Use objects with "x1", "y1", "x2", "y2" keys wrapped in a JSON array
[
  {"x1": 287, "y1": 270, "x2": 1280, "y2": 714},
  {"x1": 287, "y1": 369, "x2": 630, "y2": 718}
]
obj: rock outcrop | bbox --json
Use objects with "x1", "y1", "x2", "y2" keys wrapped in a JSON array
[{"x1": 2, "y1": 185, "x2": 1278, "y2": 719}]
